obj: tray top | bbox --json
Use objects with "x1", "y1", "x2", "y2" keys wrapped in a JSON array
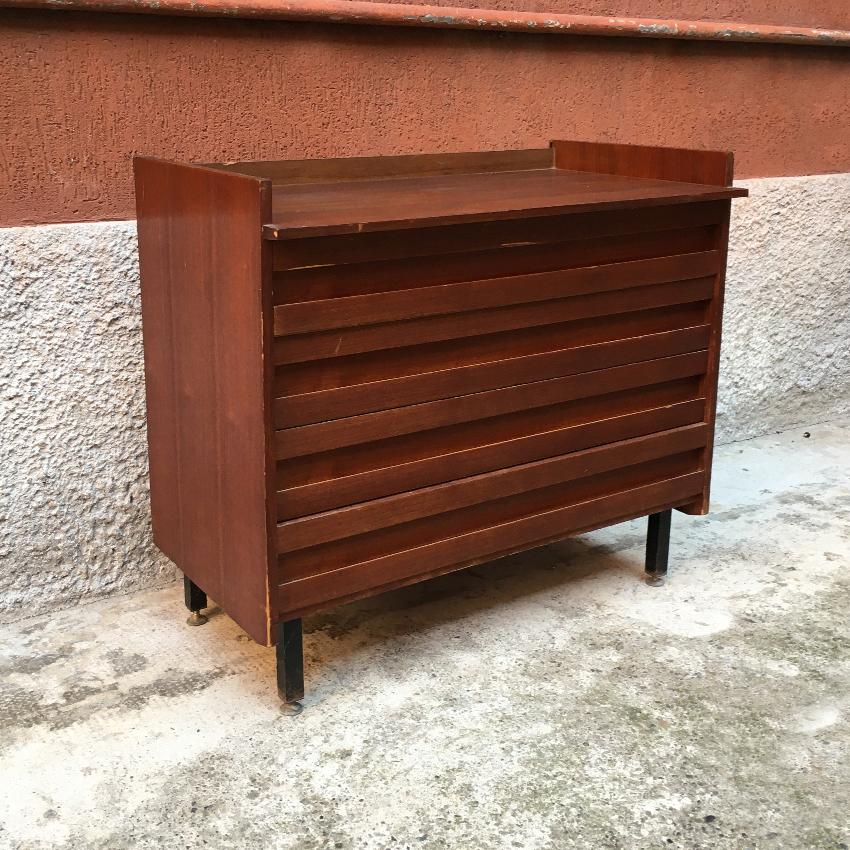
[{"x1": 264, "y1": 167, "x2": 746, "y2": 240}]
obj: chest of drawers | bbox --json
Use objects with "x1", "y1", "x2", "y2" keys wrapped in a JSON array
[{"x1": 134, "y1": 141, "x2": 746, "y2": 710}]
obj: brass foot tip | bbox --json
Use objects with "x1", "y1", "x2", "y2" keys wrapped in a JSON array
[
  {"x1": 645, "y1": 572, "x2": 666, "y2": 587},
  {"x1": 186, "y1": 610, "x2": 209, "y2": 626},
  {"x1": 280, "y1": 701, "x2": 304, "y2": 717}
]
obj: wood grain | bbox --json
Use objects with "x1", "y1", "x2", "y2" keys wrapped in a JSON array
[
  {"x1": 277, "y1": 424, "x2": 708, "y2": 554},
  {"x1": 276, "y1": 396, "x2": 706, "y2": 519},
  {"x1": 682, "y1": 201, "x2": 734, "y2": 515},
  {"x1": 273, "y1": 323, "x2": 710, "y2": 428},
  {"x1": 263, "y1": 166, "x2": 744, "y2": 238},
  {"x1": 137, "y1": 142, "x2": 744, "y2": 643},
  {"x1": 273, "y1": 277, "x2": 714, "y2": 365},
  {"x1": 275, "y1": 352, "x2": 709, "y2": 459},
  {"x1": 212, "y1": 148, "x2": 553, "y2": 185},
  {"x1": 273, "y1": 226, "x2": 717, "y2": 303},
  {"x1": 276, "y1": 473, "x2": 705, "y2": 617},
  {"x1": 279, "y1": 453, "x2": 702, "y2": 581},
  {"x1": 278, "y1": 301, "x2": 709, "y2": 392},
  {"x1": 273, "y1": 251, "x2": 719, "y2": 337},
  {"x1": 280, "y1": 378, "x2": 701, "y2": 487},
  {"x1": 134, "y1": 157, "x2": 273, "y2": 645},
  {"x1": 271, "y1": 201, "x2": 727, "y2": 270},
  {"x1": 551, "y1": 140, "x2": 735, "y2": 187}
]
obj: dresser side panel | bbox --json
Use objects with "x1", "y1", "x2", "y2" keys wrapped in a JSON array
[{"x1": 134, "y1": 157, "x2": 273, "y2": 645}]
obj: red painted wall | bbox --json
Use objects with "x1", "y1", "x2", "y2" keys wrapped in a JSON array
[{"x1": 1, "y1": 8, "x2": 849, "y2": 226}]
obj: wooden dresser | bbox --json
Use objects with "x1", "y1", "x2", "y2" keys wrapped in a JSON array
[{"x1": 134, "y1": 141, "x2": 747, "y2": 710}]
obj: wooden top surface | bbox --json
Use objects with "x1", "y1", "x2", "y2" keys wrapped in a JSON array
[{"x1": 264, "y1": 168, "x2": 746, "y2": 239}]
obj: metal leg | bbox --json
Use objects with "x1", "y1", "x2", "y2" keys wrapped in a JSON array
[
  {"x1": 184, "y1": 576, "x2": 209, "y2": 626},
  {"x1": 277, "y1": 619, "x2": 304, "y2": 715},
  {"x1": 645, "y1": 509, "x2": 672, "y2": 586}
]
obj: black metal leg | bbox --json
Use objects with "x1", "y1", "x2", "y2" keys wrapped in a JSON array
[
  {"x1": 183, "y1": 576, "x2": 209, "y2": 626},
  {"x1": 277, "y1": 619, "x2": 304, "y2": 715},
  {"x1": 645, "y1": 510, "x2": 672, "y2": 586}
]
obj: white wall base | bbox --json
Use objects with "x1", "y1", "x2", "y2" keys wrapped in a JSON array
[
  {"x1": 0, "y1": 221, "x2": 175, "y2": 621},
  {"x1": 1, "y1": 172, "x2": 848, "y2": 619},
  {"x1": 718, "y1": 173, "x2": 850, "y2": 443}
]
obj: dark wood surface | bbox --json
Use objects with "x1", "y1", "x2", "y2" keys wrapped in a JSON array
[
  {"x1": 211, "y1": 147, "x2": 553, "y2": 184},
  {"x1": 684, "y1": 201, "x2": 733, "y2": 515},
  {"x1": 263, "y1": 167, "x2": 745, "y2": 239},
  {"x1": 137, "y1": 141, "x2": 745, "y2": 636},
  {"x1": 273, "y1": 325, "x2": 710, "y2": 429},
  {"x1": 272, "y1": 478, "x2": 700, "y2": 620},
  {"x1": 274, "y1": 277, "x2": 715, "y2": 364},
  {"x1": 277, "y1": 426, "x2": 709, "y2": 555},
  {"x1": 273, "y1": 226, "x2": 718, "y2": 308},
  {"x1": 276, "y1": 395, "x2": 706, "y2": 520},
  {"x1": 280, "y1": 455, "x2": 703, "y2": 583},
  {"x1": 273, "y1": 252, "x2": 719, "y2": 337},
  {"x1": 275, "y1": 353, "x2": 709, "y2": 459},
  {"x1": 274, "y1": 304, "x2": 709, "y2": 396},
  {"x1": 551, "y1": 140, "x2": 735, "y2": 187},
  {"x1": 270, "y1": 201, "x2": 726, "y2": 271},
  {"x1": 134, "y1": 157, "x2": 274, "y2": 645},
  {"x1": 276, "y1": 473, "x2": 705, "y2": 617}
]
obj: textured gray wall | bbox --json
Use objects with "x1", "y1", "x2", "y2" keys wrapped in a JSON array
[
  {"x1": 717, "y1": 174, "x2": 850, "y2": 442},
  {"x1": 0, "y1": 222, "x2": 175, "y2": 621},
  {"x1": 1, "y1": 173, "x2": 848, "y2": 621}
]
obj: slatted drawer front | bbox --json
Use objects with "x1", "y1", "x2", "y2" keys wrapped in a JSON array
[{"x1": 273, "y1": 203, "x2": 723, "y2": 617}]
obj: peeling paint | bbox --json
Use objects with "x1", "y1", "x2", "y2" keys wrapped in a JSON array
[
  {"x1": 1, "y1": 0, "x2": 849, "y2": 47},
  {"x1": 636, "y1": 23, "x2": 679, "y2": 36},
  {"x1": 418, "y1": 13, "x2": 456, "y2": 26}
]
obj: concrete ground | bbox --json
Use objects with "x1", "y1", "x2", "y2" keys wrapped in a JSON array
[{"x1": 1, "y1": 420, "x2": 849, "y2": 850}]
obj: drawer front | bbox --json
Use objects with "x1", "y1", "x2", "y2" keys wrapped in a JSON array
[{"x1": 273, "y1": 204, "x2": 723, "y2": 618}]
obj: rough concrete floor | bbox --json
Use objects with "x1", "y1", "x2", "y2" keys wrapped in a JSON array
[{"x1": 1, "y1": 421, "x2": 849, "y2": 850}]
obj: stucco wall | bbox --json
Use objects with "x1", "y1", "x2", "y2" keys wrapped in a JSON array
[
  {"x1": 0, "y1": 172, "x2": 848, "y2": 621},
  {"x1": 718, "y1": 173, "x2": 850, "y2": 442},
  {"x1": 2, "y1": 9, "x2": 850, "y2": 226},
  {"x1": 0, "y1": 222, "x2": 176, "y2": 620}
]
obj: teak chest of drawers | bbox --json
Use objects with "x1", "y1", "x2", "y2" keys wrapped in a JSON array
[{"x1": 134, "y1": 141, "x2": 747, "y2": 710}]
